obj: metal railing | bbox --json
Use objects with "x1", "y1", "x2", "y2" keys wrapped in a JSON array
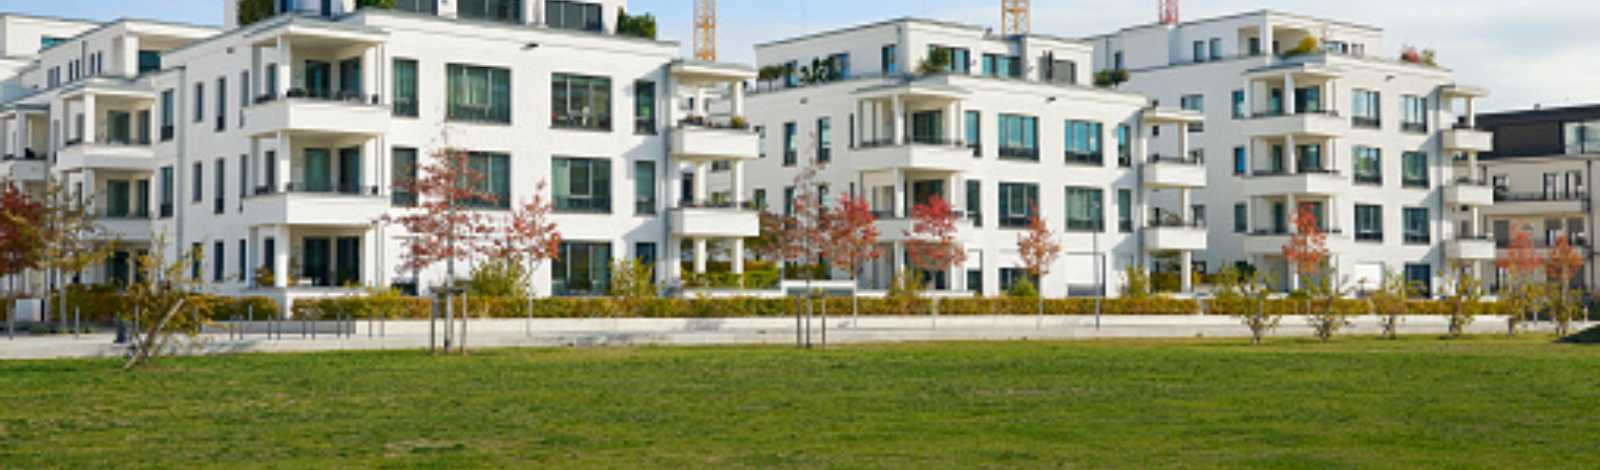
[
  {"x1": 554, "y1": 196, "x2": 612, "y2": 214},
  {"x1": 253, "y1": 183, "x2": 382, "y2": 197},
  {"x1": 1147, "y1": 154, "x2": 1203, "y2": 165},
  {"x1": 1495, "y1": 191, "x2": 1587, "y2": 202},
  {"x1": 255, "y1": 89, "x2": 382, "y2": 106},
  {"x1": 676, "y1": 200, "x2": 759, "y2": 211},
  {"x1": 1148, "y1": 218, "x2": 1206, "y2": 229},
  {"x1": 1248, "y1": 107, "x2": 1341, "y2": 119}
]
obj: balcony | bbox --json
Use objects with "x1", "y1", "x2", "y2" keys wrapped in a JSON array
[
  {"x1": 1485, "y1": 191, "x2": 1589, "y2": 216},
  {"x1": 875, "y1": 211, "x2": 974, "y2": 241},
  {"x1": 671, "y1": 120, "x2": 760, "y2": 161},
  {"x1": 243, "y1": 183, "x2": 387, "y2": 227},
  {"x1": 1144, "y1": 219, "x2": 1207, "y2": 252},
  {"x1": 1441, "y1": 126, "x2": 1493, "y2": 152},
  {"x1": 0, "y1": 155, "x2": 48, "y2": 182},
  {"x1": 55, "y1": 140, "x2": 156, "y2": 171},
  {"x1": 1447, "y1": 237, "x2": 1496, "y2": 260},
  {"x1": 854, "y1": 137, "x2": 975, "y2": 173},
  {"x1": 1142, "y1": 155, "x2": 1206, "y2": 189},
  {"x1": 1244, "y1": 228, "x2": 1344, "y2": 255},
  {"x1": 1444, "y1": 179, "x2": 1495, "y2": 207},
  {"x1": 98, "y1": 211, "x2": 153, "y2": 243},
  {"x1": 1244, "y1": 109, "x2": 1347, "y2": 138},
  {"x1": 243, "y1": 92, "x2": 389, "y2": 138},
  {"x1": 1242, "y1": 169, "x2": 1346, "y2": 197},
  {"x1": 670, "y1": 202, "x2": 760, "y2": 238}
]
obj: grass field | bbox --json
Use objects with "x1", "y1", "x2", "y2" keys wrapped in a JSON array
[{"x1": 2, "y1": 335, "x2": 1596, "y2": 469}]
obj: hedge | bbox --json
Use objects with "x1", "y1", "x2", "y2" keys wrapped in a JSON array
[{"x1": 44, "y1": 291, "x2": 278, "y2": 323}]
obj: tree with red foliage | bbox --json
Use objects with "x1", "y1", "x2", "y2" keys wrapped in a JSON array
[
  {"x1": 822, "y1": 194, "x2": 880, "y2": 320},
  {"x1": 905, "y1": 195, "x2": 966, "y2": 289},
  {"x1": 1015, "y1": 209, "x2": 1061, "y2": 319},
  {"x1": 1497, "y1": 224, "x2": 1542, "y2": 337},
  {"x1": 0, "y1": 184, "x2": 45, "y2": 296},
  {"x1": 485, "y1": 181, "x2": 563, "y2": 296},
  {"x1": 1545, "y1": 235, "x2": 1585, "y2": 337},
  {"x1": 1281, "y1": 204, "x2": 1349, "y2": 341}
]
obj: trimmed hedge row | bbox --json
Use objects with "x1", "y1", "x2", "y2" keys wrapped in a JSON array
[{"x1": 44, "y1": 292, "x2": 278, "y2": 323}]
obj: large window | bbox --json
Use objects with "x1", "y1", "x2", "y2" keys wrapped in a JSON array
[
  {"x1": 998, "y1": 114, "x2": 1038, "y2": 160},
  {"x1": 634, "y1": 161, "x2": 656, "y2": 215},
  {"x1": 553, "y1": 241, "x2": 611, "y2": 296},
  {"x1": 966, "y1": 111, "x2": 981, "y2": 157},
  {"x1": 1117, "y1": 189, "x2": 1132, "y2": 233},
  {"x1": 1063, "y1": 120, "x2": 1102, "y2": 165},
  {"x1": 634, "y1": 81, "x2": 656, "y2": 135},
  {"x1": 1232, "y1": 90, "x2": 1245, "y2": 119},
  {"x1": 553, "y1": 157, "x2": 612, "y2": 213},
  {"x1": 1234, "y1": 203, "x2": 1247, "y2": 233},
  {"x1": 927, "y1": 45, "x2": 970, "y2": 74},
  {"x1": 1563, "y1": 121, "x2": 1600, "y2": 155},
  {"x1": 882, "y1": 45, "x2": 897, "y2": 75},
  {"x1": 1402, "y1": 152, "x2": 1429, "y2": 188},
  {"x1": 982, "y1": 54, "x2": 1020, "y2": 79},
  {"x1": 817, "y1": 118, "x2": 832, "y2": 162},
  {"x1": 1353, "y1": 147, "x2": 1382, "y2": 185},
  {"x1": 138, "y1": 50, "x2": 161, "y2": 74},
  {"x1": 1404, "y1": 207, "x2": 1430, "y2": 244},
  {"x1": 1352, "y1": 89, "x2": 1381, "y2": 128},
  {"x1": 391, "y1": 147, "x2": 417, "y2": 207},
  {"x1": 1355, "y1": 205, "x2": 1383, "y2": 242},
  {"x1": 1233, "y1": 147, "x2": 1247, "y2": 175},
  {"x1": 459, "y1": 0, "x2": 522, "y2": 23},
  {"x1": 547, "y1": 0, "x2": 603, "y2": 31},
  {"x1": 447, "y1": 64, "x2": 512, "y2": 123},
  {"x1": 160, "y1": 90, "x2": 175, "y2": 141},
  {"x1": 1065, "y1": 187, "x2": 1104, "y2": 232},
  {"x1": 395, "y1": 0, "x2": 438, "y2": 13},
  {"x1": 552, "y1": 73, "x2": 611, "y2": 130},
  {"x1": 1401, "y1": 95, "x2": 1428, "y2": 133},
  {"x1": 1116, "y1": 125, "x2": 1131, "y2": 166},
  {"x1": 782, "y1": 122, "x2": 797, "y2": 166},
  {"x1": 393, "y1": 59, "x2": 419, "y2": 117},
  {"x1": 966, "y1": 180, "x2": 982, "y2": 227},
  {"x1": 997, "y1": 183, "x2": 1037, "y2": 229},
  {"x1": 159, "y1": 167, "x2": 174, "y2": 218},
  {"x1": 466, "y1": 152, "x2": 511, "y2": 209},
  {"x1": 1405, "y1": 264, "x2": 1432, "y2": 297}
]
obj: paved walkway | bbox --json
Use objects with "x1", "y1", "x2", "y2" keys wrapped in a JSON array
[{"x1": 0, "y1": 314, "x2": 1572, "y2": 360}]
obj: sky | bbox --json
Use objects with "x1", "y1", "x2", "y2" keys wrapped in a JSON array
[{"x1": 7, "y1": 0, "x2": 1597, "y2": 112}]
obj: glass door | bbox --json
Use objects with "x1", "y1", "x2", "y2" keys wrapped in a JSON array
[
  {"x1": 106, "y1": 180, "x2": 130, "y2": 217},
  {"x1": 911, "y1": 110, "x2": 943, "y2": 144},
  {"x1": 335, "y1": 237, "x2": 361, "y2": 286},
  {"x1": 338, "y1": 58, "x2": 362, "y2": 97},
  {"x1": 305, "y1": 61, "x2": 332, "y2": 98},
  {"x1": 106, "y1": 111, "x2": 131, "y2": 144},
  {"x1": 338, "y1": 147, "x2": 361, "y2": 194},
  {"x1": 304, "y1": 149, "x2": 331, "y2": 192},
  {"x1": 1272, "y1": 202, "x2": 1287, "y2": 233},
  {"x1": 303, "y1": 238, "x2": 332, "y2": 287},
  {"x1": 910, "y1": 180, "x2": 945, "y2": 208}
]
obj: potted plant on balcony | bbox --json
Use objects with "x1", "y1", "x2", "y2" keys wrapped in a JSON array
[
  {"x1": 1093, "y1": 69, "x2": 1129, "y2": 88},
  {"x1": 917, "y1": 48, "x2": 953, "y2": 76},
  {"x1": 1282, "y1": 37, "x2": 1320, "y2": 57}
]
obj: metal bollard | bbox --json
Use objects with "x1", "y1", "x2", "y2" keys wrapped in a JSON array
[
  {"x1": 248, "y1": 305, "x2": 254, "y2": 338},
  {"x1": 74, "y1": 307, "x2": 81, "y2": 340}
]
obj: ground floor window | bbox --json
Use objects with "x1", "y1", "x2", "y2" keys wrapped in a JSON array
[
  {"x1": 1405, "y1": 264, "x2": 1432, "y2": 298},
  {"x1": 554, "y1": 242, "x2": 612, "y2": 296}
]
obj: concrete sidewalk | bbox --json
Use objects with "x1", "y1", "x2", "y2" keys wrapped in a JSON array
[{"x1": 0, "y1": 314, "x2": 1571, "y2": 360}]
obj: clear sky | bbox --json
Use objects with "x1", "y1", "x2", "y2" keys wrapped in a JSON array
[{"x1": 8, "y1": 0, "x2": 1595, "y2": 112}]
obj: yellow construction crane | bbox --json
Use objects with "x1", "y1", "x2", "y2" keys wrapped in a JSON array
[
  {"x1": 694, "y1": 0, "x2": 716, "y2": 61},
  {"x1": 1002, "y1": 0, "x2": 1029, "y2": 37}
]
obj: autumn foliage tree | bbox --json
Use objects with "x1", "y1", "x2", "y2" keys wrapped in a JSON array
[
  {"x1": 1497, "y1": 224, "x2": 1543, "y2": 338},
  {"x1": 905, "y1": 195, "x2": 966, "y2": 292},
  {"x1": 1545, "y1": 235, "x2": 1586, "y2": 337},
  {"x1": 1281, "y1": 204, "x2": 1349, "y2": 341},
  {"x1": 1015, "y1": 209, "x2": 1061, "y2": 319},
  {"x1": 822, "y1": 194, "x2": 880, "y2": 319},
  {"x1": 382, "y1": 144, "x2": 500, "y2": 288},
  {"x1": 0, "y1": 184, "x2": 45, "y2": 296},
  {"x1": 40, "y1": 178, "x2": 116, "y2": 324},
  {"x1": 484, "y1": 181, "x2": 563, "y2": 297}
]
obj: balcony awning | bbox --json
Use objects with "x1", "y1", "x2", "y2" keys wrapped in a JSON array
[
  {"x1": 1142, "y1": 107, "x2": 1203, "y2": 124},
  {"x1": 245, "y1": 15, "x2": 388, "y2": 49},
  {"x1": 671, "y1": 60, "x2": 756, "y2": 86}
]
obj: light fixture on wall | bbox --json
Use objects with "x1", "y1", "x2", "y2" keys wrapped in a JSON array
[
  {"x1": 1046, "y1": 97, "x2": 1058, "y2": 103},
  {"x1": 523, "y1": 43, "x2": 540, "y2": 50}
]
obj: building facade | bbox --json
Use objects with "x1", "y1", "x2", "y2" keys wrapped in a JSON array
[
  {"x1": 1478, "y1": 105, "x2": 1600, "y2": 291},
  {"x1": 0, "y1": 0, "x2": 760, "y2": 307},
  {"x1": 1088, "y1": 10, "x2": 1494, "y2": 295},
  {"x1": 743, "y1": 18, "x2": 1205, "y2": 299}
]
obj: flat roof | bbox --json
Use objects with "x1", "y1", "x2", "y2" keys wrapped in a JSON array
[
  {"x1": 1084, "y1": 9, "x2": 1382, "y2": 41},
  {"x1": 755, "y1": 16, "x2": 1087, "y2": 51},
  {"x1": 1479, "y1": 104, "x2": 1600, "y2": 128}
]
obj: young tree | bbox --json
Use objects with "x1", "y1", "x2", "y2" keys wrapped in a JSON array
[
  {"x1": 40, "y1": 178, "x2": 117, "y2": 324},
  {"x1": 609, "y1": 259, "x2": 658, "y2": 319},
  {"x1": 905, "y1": 195, "x2": 966, "y2": 317},
  {"x1": 1440, "y1": 262, "x2": 1485, "y2": 339},
  {"x1": 1015, "y1": 209, "x2": 1062, "y2": 320},
  {"x1": 1281, "y1": 204, "x2": 1349, "y2": 341},
  {"x1": 784, "y1": 157, "x2": 831, "y2": 283},
  {"x1": 122, "y1": 234, "x2": 216, "y2": 370},
  {"x1": 1211, "y1": 267, "x2": 1282, "y2": 345},
  {"x1": 485, "y1": 181, "x2": 562, "y2": 297},
  {"x1": 1368, "y1": 270, "x2": 1414, "y2": 340},
  {"x1": 1497, "y1": 224, "x2": 1542, "y2": 338},
  {"x1": 0, "y1": 184, "x2": 45, "y2": 296},
  {"x1": 822, "y1": 194, "x2": 880, "y2": 321},
  {"x1": 1545, "y1": 236, "x2": 1586, "y2": 337}
]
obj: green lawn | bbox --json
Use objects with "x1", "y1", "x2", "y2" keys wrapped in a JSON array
[{"x1": 2, "y1": 336, "x2": 1596, "y2": 469}]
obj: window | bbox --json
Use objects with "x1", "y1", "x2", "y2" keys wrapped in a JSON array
[
  {"x1": 239, "y1": 71, "x2": 250, "y2": 127},
  {"x1": 159, "y1": 167, "x2": 174, "y2": 217},
  {"x1": 1353, "y1": 147, "x2": 1382, "y2": 185},
  {"x1": 1233, "y1": 147, "x2": 1247, "y2": 175},
  {"x1": 191, "y1": 243, "x2": 202, "y2": 280},
  {"x1": 998, "y1": 114, "x2": 1038, "y2": 160},
  {"x1": 193, "y1": 82, "x2": 204, "y2": 123},
  {"x1": 966, "y1": 180, "x2": 982, "y2": 227},
  {"x1": 634, "y1": 161, "x2": 656, "y2": 214},
  {"x1": 982, "y1": 54, "x2": 1020, "y2": 79},
  {"x1": 927, "y1": 45, "x2": 970, "y2": 74},
  {"x1": 464, "y1": 152, "x2": 512, "y2": 209},
  {"x1": 160, "y1": 90, "x2": 175, "y2": 141},
  {"x1": 459, "y1": 0, "x2": 522, "y2": 23},
  {"x1": 391, "y1": 147, "x2": 417, "y2": 206},
  {"x1": 553, "y1": 242, "x2": 612, "y2": 296},
  {"x1": 214, "y1": 241, "x2": 226, "y2": 282},
  {"x1": 1234, "y1": 203, "x2": 1247, "y2": 233},
  {"x1": 1117, "y1": 189, "x2": 1132, "y2": 233},
  {"x1": 41, "y1": 36, "x2": 66, "y2": 49},
  {"x1": 238, "y1": 239, "x2": 247, "y2": 282},
  {"x1": 756, "y1": 126, "x2": 767, "y2": 158},
  {"x1": 214, "y1": 159, "x2": 227, "y2": 214},
  {"x1": 997, "y1": 183, "x2": 1037, "y2": 228},
  {"x1": 215, "y1": 77, "x2": 227, "y2": 131},
  {"x1": 1352, "y1": 89, "x2": 1381, "y2": 128},
  {"x1": 1116, "y1": 125, "x2": 1131, "y2": 166},
  {"x1": 1356, "y1": 205, "x2": 1383, "y2": 242},
  {"x1": 192, "y1": 162, "x2": 203, "y2": 202},
  {"x1": 1401, "y1": 95, "x2": 1428, "y2": 133},
  {"x1": 1192, "y1": 205, "x2": 1207, "y2": 227},
  {"x1": 634, "y1": 81, "x2": 656, "y2": 135},
  {"x1": 1063, "y1": 120, "x2": 1103, "y2": 165},
  {"x1": 1402, "y1": 152, "x2": 1429, "y2": 188},
  {"x1": 552, "y1": 73, "x2": 611, "y2": 130},
  {"x1": 1232, "y1": 90, "x2": 1246, "y2": 119},
  {"x1": 553, "y1": 157, "x2": 611, "y2": 213},
  {"x1": 782, "y1": 122, "x2": 797, "y2": 166},
  {"x1": 882, "y1": 44, "x2": 898, "y2": 75},
  {"x1": 817, "y1": 118, "x2": 832, "y2": 162},
  {"x1": 1193, "y1": 41, "x2": 1206, "y2": 62},
  {"x1": 1209, "y1": 38, "x2": 1222, "y2": 60},
  {"x1": 1000, "y1": 268, "x2": 1039, "y2": 294},
  {"x1": 783, "y1": 187, "x2": 794, "y2": 217},
  {"x1": 395, "y1": 0, "x2": 438, "y2": 13},
  {"x1": 830, "y1": 53, "x2": 853, "y2": 78},
  {"x1": 1296, "y1": 144, "x2": 1325, "y2": 172},
  {"x1": 393, "y1": 59, "x2": 419, "y2": 117},
  {"x1": 1181, "y1": 95, "x2": 1204, "y2": 132},
  {"x1": 138, "y1": 50, "x2": 161, "y2": 74},
  {"x1": 1041, "y1": 58, "x2": 1075, "y2": 85},
  {"x1": 546, "y1": 0, "x2": 602, "y2": 31},
  {"x1": 447, "y1": 64, "x2": 512, "y2": 123},
  {"x1": 1404, "y1": 207, "x2": 1430, "y2": 244},
  {"x1": 965, "y1": 111, "x2": 981, "y2": 157},
  {"x1": 1113, "y1": 51, "x2": 1124, "y2": 70},
  {"x1": 239, "y1": 154, "x2": 249, "y2": 199},
  {"x1": 753, "y1": 189, "x2": 767, "y2": 211},
  {"x1": 1405, "y1": 264, "x2": 1432, "y2": 297},
  {"x1": 1563, "y1": 121, "x2": 1600, "y2": 155},
  {"x1": 1065, "y1": 187, "x2": 1103, "y2": 232}
]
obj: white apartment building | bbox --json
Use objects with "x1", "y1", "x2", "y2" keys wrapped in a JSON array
[
  {"x1": 1477, "y1": 105, "x2": 1600, "y2": 292},
  {"x1": 744, "y1": 18, "x2": 1205, "y2": 298},
  {"x1": 0, "y1": 0, "x2": 761, "y2": 308},
  {"x1": 1088, "y1": 11, "x2": 1494, "y2": 295}
]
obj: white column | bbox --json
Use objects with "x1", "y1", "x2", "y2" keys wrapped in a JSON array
[
  {"x1": 891, "y1": 95, "x2": 906, "y2": 144},
  {"x1": 1260, "y1": 21, "x2": 1274, "y2": 55},
  {"x1": 666, "y1": 159, "x2": 684, "y2": 209},
  {"x1": 1245, "y1": 137, "x2": 1256, "y2": 177},
  {"x1": 1242, "y1": 78, "x2": 1255, "y2": 118},
  {"x1": 693, "y1": 238, "x2": 708, "y2": 274},
  {"x1": 271, "y1": 225, "x2": 290, "y2": 288},
  {"x1": 892, "y1": 168, "x2": 906, "y2": 218},
  {"x1": 1177, "y1": 121, "x2": 1190, "y2": 161},
  {"x1": 1285, "y1": 134, "x2": 1298, "y2": 174},
  {"x1": 694, "y1": 86, "x2": 707, "y2": 118},
  {"x1": 666, "y1": 237, "x2": 683, "y2": 287},
  {"x1": 1179, "y1": 188, "x2": 1192, "y2": 223},
  {"x1": 731, "y1": 159, "x2": 745, "y2": 206},
  {"x1": 361, "y1": 46, "x2": 377, "y2": 102},
  {"x1": 692, "y1": 161, "x2": 709, "y2": 204},
  {"x1": 731, "y1": 82, "x2": 746, "y2": 118},
  {"x1": 1246, "y1": 197, "x2": 1257, "y2": 233},
  {"x1": 1180, "y1": 251, "x2": 1194, "y2": 293},
  {"x1": 120, "y1": 36, "x2": 140, "y2": 77},
  {"x1": 82, "y1": 94, "x2": 97, "y2": 143},
  {"x1": 945, "y1": 101, "x2": 959, "y2": 143},
  {"x1": 1284, "y1": 74, "x2": 1297, "y2": 115},
  {"x1": 732, "y1": 238, "x2": 746, "y2": 275},
  {"x1": 275, "y1": 131, "x2": 291, "y2": 191},
  {"x1": 1466, "y1": 98, "x2": 1477, "y2": 127},
  {"x1": 892, "y1": 241, "x2": 905, "y2": 274},
  {"x1": 251, "y1": 46, "x2": 262, "y2": 100},
  {"x1": 276, "y1": 38, "x2": 291, "y2": 97}
]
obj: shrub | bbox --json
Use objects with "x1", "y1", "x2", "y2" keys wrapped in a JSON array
[{"x1": 1093, "y1": 69, "x2": 1129, "y2": 88}]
